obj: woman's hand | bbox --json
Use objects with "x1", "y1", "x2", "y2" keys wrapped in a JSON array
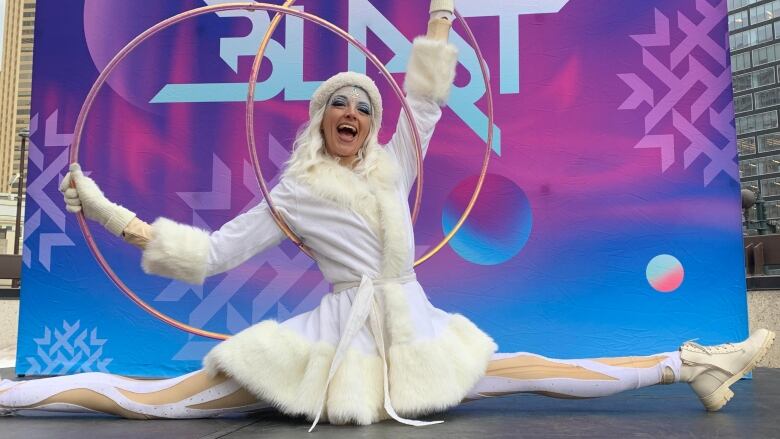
[
  {"x1": 428, "y1": 0, "x2": 454, "y2": 41},
  {"x1": 59, "y1": 163, "x2": 136, "y2": 236},
  {"x1": 430, "y1": 0, "x2": 454, "y2": 19}
]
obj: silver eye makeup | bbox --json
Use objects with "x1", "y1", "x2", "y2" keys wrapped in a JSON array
[
  {"x1": 328, "y1": 93, "x2": 371, "y2": 116},
  {"x1": 329, "y1": 96, "x2": 348, "y2": 107},
  {"x1": 357, "y1": 103, "x2": 371, "y2": 115}
]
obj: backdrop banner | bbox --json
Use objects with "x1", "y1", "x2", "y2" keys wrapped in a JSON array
[{"x1": 18, "y1": 0, "x2": 746, "y2": 377}]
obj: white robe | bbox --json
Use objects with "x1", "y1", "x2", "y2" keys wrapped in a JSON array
[{"x1": 140, "y1": 39, "x2": 496, "y2": 426}]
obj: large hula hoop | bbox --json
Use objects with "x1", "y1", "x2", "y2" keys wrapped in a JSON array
[
  {"x1": 244, "y1": 1, "x2": 423, "y2": 257},
  {"x1": 414, "y1": 10, "x2": 494, "y2": 266},
  {"x1": 69, "y1": 3, "x2": 495, "y2": 339},
  {"x1": 242, "y1": 4, "x2": 495, "y2": 267}
]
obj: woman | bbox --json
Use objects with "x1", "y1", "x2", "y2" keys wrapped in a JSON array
[{"x1": 1, "y1": 1, "x2": 774, "y2": 428}]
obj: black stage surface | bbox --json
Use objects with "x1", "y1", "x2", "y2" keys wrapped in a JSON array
[{"x1": 1, "y1": 368, "x2": 778, "y2": 438}]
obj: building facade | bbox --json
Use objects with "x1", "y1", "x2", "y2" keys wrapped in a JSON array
[
  {"x1": 729, "y1": 1, "x2": 780, "y2": 225},
  {"x1": 0, "y1": 0, "x2": 35, "y2": 254},
  {"x1": 0, "y1": 0, "x2": 34, "y2": 196}
]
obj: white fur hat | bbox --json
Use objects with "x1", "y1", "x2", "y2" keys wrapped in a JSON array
[{"x1": 309, "y1": 72, "x2": 383, "y2": 130}]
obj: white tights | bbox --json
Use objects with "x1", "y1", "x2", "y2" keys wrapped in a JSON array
[
  {"x1": 0, "y1": 370, "x2": 269, "y2": 419},
  {"x1": 0, "y1": 351, "x2": 681, "y2": 419},
  {"x1": 467, "y1": 351, "x2": 681, "y2": 400}
]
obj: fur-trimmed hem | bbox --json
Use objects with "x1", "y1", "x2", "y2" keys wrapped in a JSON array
[
  {"x1": 389, "y1": 314, "x2": 497, "y2": 415},
  {"x1": 141, "y1": 218, "x2": 210, "y2": 285},
  {"x1": 203, "y1": 315, "x2": 495, "y2": 425},
  {"x1": 404, "y1": 37, "x2": 458, "y2": 105},
  {"x1": 203, "y1": 321, "x2": 385, "y2": 425}
]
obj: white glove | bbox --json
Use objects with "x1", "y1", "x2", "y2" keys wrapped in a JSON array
[
  {"x1": 430, "y1": 0, "x2": 455, "y2": 21},
  {"x1": 59, "y1": 163, "x2": 136, "y2": 236}
]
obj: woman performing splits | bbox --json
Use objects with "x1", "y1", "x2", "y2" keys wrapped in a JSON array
[{"x1": 1, "y1": 1, "x2": 774, "y2": 428}]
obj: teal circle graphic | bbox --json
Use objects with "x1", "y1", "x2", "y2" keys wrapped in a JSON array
[{"x1": 442, "y1": 174, "x2": 532, "y2": 265}]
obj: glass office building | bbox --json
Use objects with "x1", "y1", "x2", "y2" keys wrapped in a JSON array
[{"x1": 730, "y1": 0, "x2": 780, "y2": 226}]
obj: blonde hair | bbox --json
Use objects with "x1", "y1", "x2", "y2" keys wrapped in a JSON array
[{"x1": 284, "y1": 104, "x2": 383, "y2": 179}]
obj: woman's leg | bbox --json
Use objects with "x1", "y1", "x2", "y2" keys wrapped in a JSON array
[
  {"x1": 467, "y1": 329, "x2": 775, "y2": 411},
  {"x1": 0, "y1": 370, "x2": 269, "y2": 418},
  {"x1": 467, "y1": 351, "x2": 680, "y2": 400}
]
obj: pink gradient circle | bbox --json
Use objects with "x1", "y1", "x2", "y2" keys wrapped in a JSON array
[{"x1": 646, "y1": 254, "x2": 684, "y2": 293}]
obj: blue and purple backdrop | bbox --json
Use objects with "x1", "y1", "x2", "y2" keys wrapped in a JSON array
[{"x1": 18, "y1": 0, "x2": 746, "y2": 377}]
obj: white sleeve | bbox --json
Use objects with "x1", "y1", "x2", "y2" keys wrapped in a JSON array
[
  {"x1": 204, "y1": 188, "x2": 292, "y2": 278},
  {"x1": 384, "y1": 96, "x2": 442, "y2": 196},
  {"x1": 141, "y1": 179, "x2": 298, "y2": 284},
  {"x1": 384, "y1": 36, "x2": 458, "y2": 195}
]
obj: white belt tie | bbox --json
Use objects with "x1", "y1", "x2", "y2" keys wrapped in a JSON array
[{"x1": 308, "y1": 274, "x2": 442, "y2": 432}]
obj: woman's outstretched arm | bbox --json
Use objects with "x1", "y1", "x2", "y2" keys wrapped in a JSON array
[{"x1": 60, "y1": 163, "x2": 298, "y2": 285}]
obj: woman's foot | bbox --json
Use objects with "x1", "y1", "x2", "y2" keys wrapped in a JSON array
[
  {"x1": 679, "y1": 328, "x2": 775, "y2": 411},
  {"x1": 0, "y1": 378, "x2": 18, "y2": 415}
]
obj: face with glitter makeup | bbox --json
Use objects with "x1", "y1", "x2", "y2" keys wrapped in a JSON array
[{"x1": 321, "y1": 86, "x2": 372, "y2": 164}]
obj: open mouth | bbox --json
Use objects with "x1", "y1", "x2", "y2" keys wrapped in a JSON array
[{"x1": 337, "y1": 124, "x2": 358, "y2": 142}]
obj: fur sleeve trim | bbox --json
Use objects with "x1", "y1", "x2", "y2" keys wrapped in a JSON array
[
  {"x1": 404, "y1": 36, "x2": 459, "y2": 105},
  {"x1": 141, "y1": 217, "x2": 210, "y2": 285}
]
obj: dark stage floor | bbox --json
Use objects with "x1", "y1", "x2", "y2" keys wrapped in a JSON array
[{"x1": 1, "y1": 368, "x2": 778, "y2": 439}]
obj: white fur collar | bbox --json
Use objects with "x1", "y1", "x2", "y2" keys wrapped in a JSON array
[{"x1": 287, "y1": 144, "x2": 408, "y2": 278}]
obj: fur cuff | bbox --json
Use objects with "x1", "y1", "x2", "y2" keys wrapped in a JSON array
[
  {"x1": 404, "y1": 36, "x2": 458, "y2": 105},
  {"x1": 141, "y1": 218, "x2": 210, "y2": 285}
]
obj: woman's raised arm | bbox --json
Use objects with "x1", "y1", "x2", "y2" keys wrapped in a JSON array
[{"x1": 385, "y1": 0, "x2": 458, "y2": 195}]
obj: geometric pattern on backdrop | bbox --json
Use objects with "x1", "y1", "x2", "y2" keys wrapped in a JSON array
[
  {"x1": 619, "y1": 0, "x2": 737, "y2": 185},
  {"x1": 18, "y1": 0, "x2": 747, "y2": 377}
]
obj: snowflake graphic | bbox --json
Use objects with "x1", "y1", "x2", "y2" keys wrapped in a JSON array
[
  {"x1": 24, "y1": 110, "x2": 75, "y2": 270},
  {"x1": 24, "y1": 320, "x2": 113, "y2": 375},
  {"x1": 618, "y1": 0, "x2": 737, "y2": 186}
]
